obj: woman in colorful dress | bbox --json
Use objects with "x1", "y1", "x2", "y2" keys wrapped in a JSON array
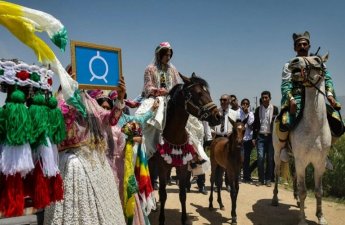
[{"x1": 44, "y1": 69, "x2": 126, "y2": 225}]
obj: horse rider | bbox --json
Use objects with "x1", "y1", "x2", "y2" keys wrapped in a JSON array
[
  {"x1": 277, "y1": 31, "x2": 344, "y2": 163},
  {"x1": 135, "y1": 42, "x2": 210, "y2": 178},
  {"x1": 135, "y1": 42, "x2": 182, "y2": 159}
]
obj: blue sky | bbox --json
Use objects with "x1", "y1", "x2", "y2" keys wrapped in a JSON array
[{"x1": 1, "y1": 0, "x2": 345, "y2": 107}]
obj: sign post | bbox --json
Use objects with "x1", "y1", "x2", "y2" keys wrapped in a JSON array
[{"x1": 70, "y1": 40, "x2": 122, "y2": 90}]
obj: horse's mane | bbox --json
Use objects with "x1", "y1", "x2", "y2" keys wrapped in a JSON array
[{"x1": 190, "y1": 75, "x2": 209, "y2": 89}]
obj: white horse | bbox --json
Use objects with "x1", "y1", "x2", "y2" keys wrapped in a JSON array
[{"x1": 272, "y1": 54, "x2": 331, "y2": 225}]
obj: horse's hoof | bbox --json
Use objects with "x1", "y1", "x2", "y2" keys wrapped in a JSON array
[
  {"x1": 318, "y1": 216, "x2": 328, "y2": 225},
  {"x1": 297, "y1": 201, "x2": 301, "y2": 208}
]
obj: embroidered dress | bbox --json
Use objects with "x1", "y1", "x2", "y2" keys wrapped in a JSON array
[
  {"x1": 44, "y1": 94, "x2": 125, "y2": 225},
  {"x1": 135, "y1": 63, "x2": 182, "y2": 158}
]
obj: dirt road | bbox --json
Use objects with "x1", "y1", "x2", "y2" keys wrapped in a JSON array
[{"x1": 148, "y1": 173, "x2": 345, "y2": 225}]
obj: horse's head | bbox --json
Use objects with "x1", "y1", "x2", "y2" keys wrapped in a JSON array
[
  {"x1": 175, "y1": 72, "x2": 221, "y2": 126},
  {"x1": 229, "y1": 117, "x2": 247, "y2": 148},
  {"x1": 288, "y1": 54, "x2": 328, "y2": 87}
]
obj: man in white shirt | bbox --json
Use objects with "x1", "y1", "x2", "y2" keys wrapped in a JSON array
[
  {"x1": 213, "y1": 94, "x2": 237, "y2": 138},
  {"x1": 211, "y1": 94, "x2": 236, "y2": 192},
  {"x1": 240, "y1": 98, "x2": 255, "y2": 182},
  {"x1": 252, "y1": 91, "x2": 279, "y2": 187}
]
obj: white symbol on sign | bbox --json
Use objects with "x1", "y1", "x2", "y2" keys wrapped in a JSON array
[{"x1": 89, "y1": 51, "x2": 108, "y2": 83}]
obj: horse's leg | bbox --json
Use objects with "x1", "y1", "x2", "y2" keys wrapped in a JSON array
[
  {"x1": 209, "y1": 166, "x2": 215, "y2": 209},
  {"x1": 176, "y1": 165, "x2": 189, "y2": 225},
  {"x1": 158, "y1": 159, "x2": 170, "y2": 225},
  {"x1": 272, "y1": 146, "x2": 282, "y2": 206},
  {"x1": 314, "y1": 164, "x2": 328, "y2": 225},
  {"x1": 290, "y1": 160, "x2": 300, "y2": 207},
  {"x1": 295, "y1": 161, "x2": 308, "y2": 225},
  {"x1": 228, "y1": 171, "x2": 239, "y2": 225},
  {"x1": 216, "y1": 166, "x2": 224, "y2": 210}
]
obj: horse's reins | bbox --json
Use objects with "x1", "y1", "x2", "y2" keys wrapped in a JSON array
[{"x1": 182, "y1": 83, "x2": 217, "y2": 120}]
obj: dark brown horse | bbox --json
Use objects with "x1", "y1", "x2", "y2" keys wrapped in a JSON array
[
  {"x1": 209, "y1": 118, "x2": 247, "y2": 225},
  {"x1": 153, "y1": 73, "x2": 220, "y2": 225}
]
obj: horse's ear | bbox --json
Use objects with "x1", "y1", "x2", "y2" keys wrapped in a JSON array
[
  {"x1": 321, "y1": 52, "x2": 329, "y2": 63},
  {"x1": 191, "y1": 72, "x2": 196, "y2": 78},
  {"x1": 228, "y1": 116, "x2": 235, "y2": 127},
  {"x1": 179, "y1": 72, "x2": 190, "y2": 83}
]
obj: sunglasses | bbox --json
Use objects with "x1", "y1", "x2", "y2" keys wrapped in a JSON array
[
  {"x1": 241, "y1": 102, "x2": 249, "y2": 105},
  {"x1": 220, "y1": 99, "x2": 228, "y2": 102}
]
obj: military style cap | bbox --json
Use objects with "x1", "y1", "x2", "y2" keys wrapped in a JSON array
[{"x1": 292, "y1": 31, "x2": 310, "y2": 45}]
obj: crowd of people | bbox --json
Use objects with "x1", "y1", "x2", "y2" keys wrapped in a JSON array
[{"x1": 0, "y1": 2, "x2": 344, "y2": 224}]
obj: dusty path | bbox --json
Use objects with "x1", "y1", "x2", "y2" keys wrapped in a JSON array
[{"x1": 148, "y1": 172, "x2": 345, "y2": 225}]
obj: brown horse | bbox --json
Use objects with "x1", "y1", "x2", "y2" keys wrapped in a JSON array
[
  {"x1": 209, "y1": 118, "x2": 247, "y2": 225},
  {"x1": 153, "y1": 73, "x2": 220, "y2": 225}
]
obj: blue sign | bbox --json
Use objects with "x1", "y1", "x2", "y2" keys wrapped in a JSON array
[{"x1": 71, "y1": 41, "x2": 122, "y2": 90}]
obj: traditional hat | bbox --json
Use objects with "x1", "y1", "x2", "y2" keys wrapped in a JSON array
[
  {"x1": 293, "y1": 31, "x2": 310, "y2": 45},
  {"x1": 155, "y1": 42, "x2": 173, "y2": 54}
]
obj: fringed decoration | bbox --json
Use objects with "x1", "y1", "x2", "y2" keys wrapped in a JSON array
[
  {"x1": 29, "y1": 93, "x2": 49, "y2": 148},
  {"x1": 0, "y1": 143, "x2": 34, "y2": 177},
  {"x1": 134, "y1": 144, "x2": 155, "y2": 214},
  {"x1": 50, "y1": 27, "x2": 67, "y2": 51},
  {"x1": 32, "y1": 161, "x2": 50, "y2": 209},
  {"x1": 47, "y1": 96, "x2": 66, "y2": 144},
  {"x1": 38, "y1": 138, "x2": 59, "y2": 177},
  {"x1": 0, "y1": 173, "x2": 24, "y2": 217},
  {"x1": 4, "y1": 89, "x2": 31, "y2": 146},
  {"x1": 23, "y1": 172, "x2": 34, "y2": 198},
  {"x1": 157, "y1": 136, "x2": 196, "y2": 167},
  {"x1": 49, "y1": 173, "x2": 64, "y2": 202}
]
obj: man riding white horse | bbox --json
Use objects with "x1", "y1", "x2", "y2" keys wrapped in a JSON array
[{"x1": 276, "y1": 31, "x2": 344, "y2": 163}]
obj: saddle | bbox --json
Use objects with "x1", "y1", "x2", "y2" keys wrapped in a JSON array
[{"x1": 276, "y1": 101, "x2": 344, "y2": 138}]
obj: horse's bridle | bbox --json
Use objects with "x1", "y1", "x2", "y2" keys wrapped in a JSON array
[
  {"x1": 182, "y1": 83, "x2": 217, "y2": 120},
  {"x1": 301, "y1": 56, "x2": 327, "y2": 96}
]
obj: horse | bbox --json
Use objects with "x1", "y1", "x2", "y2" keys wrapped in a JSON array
[
  {"x1": 153, "y1": 72, "x2": 221, "y2": 225},
  {"x1": 208, "y1": 118, "x2": 247, "y2": 225},
  {"x1": 272, "y1": 54, "x2": 331, "y2": 225}
]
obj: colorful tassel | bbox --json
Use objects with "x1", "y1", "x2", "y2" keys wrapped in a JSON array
[
  {"x1": 0, "y1": 173, "x2": 24, "y2": 217},
  {"x1": 4, "y1": 89, "x2": 31, "y2": 146},
  {"x1": 32, "y1": 162, "x2": 50, "y2": 209},
  {"x1": 49, "y1": 173, "x2": 64, "y2": 202},
  {"x1": 29, "y1": 93, "x2": 49, "y2": 148},
  {"x1": 47, "y1": 96, "x2": 66, "y2": 144}
]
